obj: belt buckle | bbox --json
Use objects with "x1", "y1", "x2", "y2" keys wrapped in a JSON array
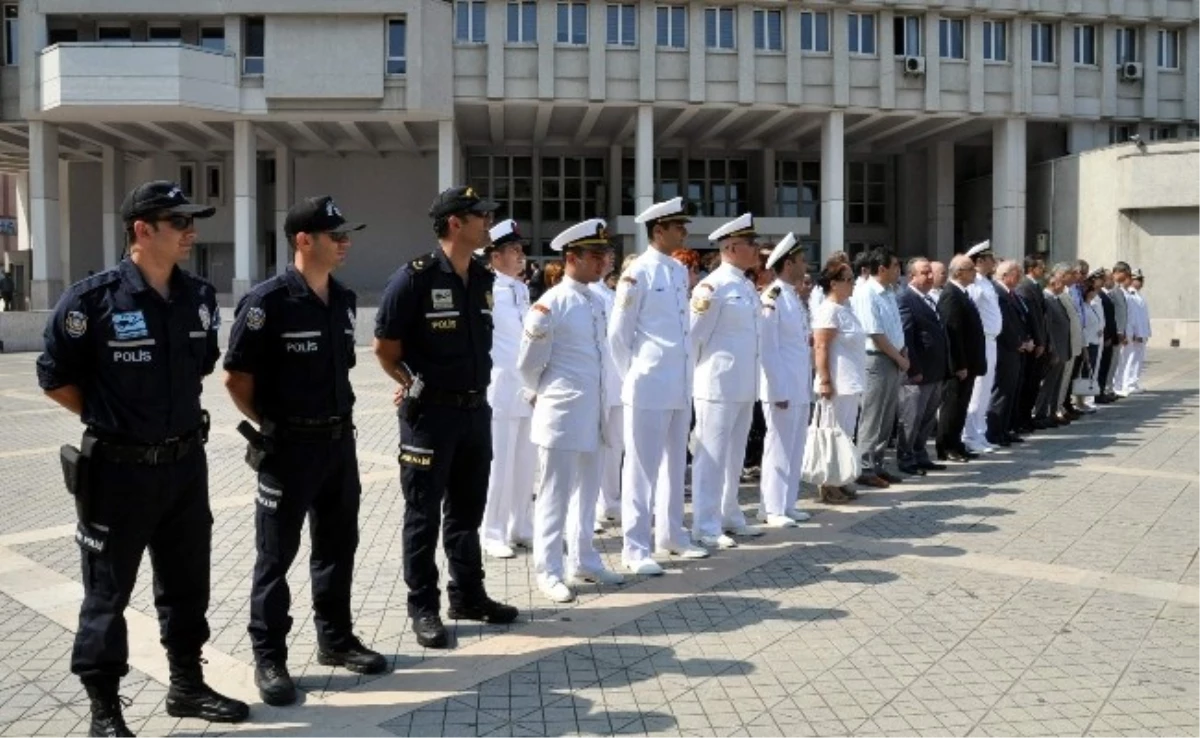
[{"x1": 147, "y1": 445, "x2": 165, "y2": 465}]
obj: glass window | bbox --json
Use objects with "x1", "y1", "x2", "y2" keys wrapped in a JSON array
[
  {"x1": 1108, "y1": 125, "x2": 1132, "y2": 144},
  {"x1": 753, "y1": 9, "x2": 782, "y2": 51},
  {"x1": 541, "y1": 156, "x2": 606, "y2": 227},
  {"x1": 148, "y1": 24, "x2": 181, "y2": 41},
  {"x1": 606, "y1": 4, "x2": 636, "y2": 46},
  {"x1": 1148, "y1": 125, "x2": 1177, "y2": 141},
  {"x1": 47, "y1": 27, "x2": 77, "y2": 45},
  {"x1": 1115, "y1": 26, "x2": 1138, "y2": 63},
  {"x1": 847, "y1": 162, "x2": 886, "y2": 226},
  {"x1": 199, "y1": 25, "x2": 225, "y2": 52},
  {"x1": 387, "y1": 19, "x2": 406, "y2": 74},
  {"x1": 178, "y1": 163, "x2": 196, "y2": 199},
  {"x1": 982, "y1": 20, "x2": 1006, "y2": 61},
  {"x1": 687, "y1": 159, "x2": 749, "y2": 217},
  {"x1": 894, "y1": 15, "x2": 921, "y2": 56},
  {"x1": 455, "y1": 0, "x2": 487, "y2": 43},
  {"x1": 938, "y1": 17, "x2": 965, "y2": 59},
  {"x1": 2, "y1": 4, "x2": 16, "y2": 65},
  {"x1": 800, "y1": 11, "x2": 829, "y2": 53},
  {"x1": 97, "y1": 23, "x2": 131, "y2": 41},
  {"x1": 705, "y1": 7, "x2": 735, "y2": 50},
  {"x1": 1031, "y1": 21, "x2": 1055, "y2": 63},
  {"x1": 204, "y1": 163, "x2": 223, "y2": 205},
  {"x1": 507, "y1": 1, "x2": 537, "y2": 43},
  {"x1": 243, "y1": 16, "x2": 265, "y2": 74},
  {"x1": 774, "y1": 160, "x2": 820, "y2": 222},
  {"x1": 656, "y1": 5, "x2": 686, "y2": 48},
  {"x1": 1073, "y1": 25, "x2": 1096, "y2": 65},
  {"x1": 556, "y1": 2, "x2": 588, "y2": 44},
  {"x1": 1158, "y1": 28, "x2": 1180, "y2": 69},
  {"x1": 848, "y1": 13, "x2": 876, "y2": 55}
]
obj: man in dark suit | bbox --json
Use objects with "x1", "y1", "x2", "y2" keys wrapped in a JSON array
[
  {"x1": 1094, "y1": 268, "x2": 1119, "y2": 404},
  {"x1": 1013, "y1": 256, "x2": 1048, "y2": 432},
  {"x1": 936, "y1": 255, "x2": 987, "y2": 462},
  {"x1": 988, "y1": 261, "x2": 1033, "y2": 446},
  {"x1": 1036, "y1": 264, "x2": 1073, "y2": 426},
  {"x1": 896, "y1": 258, "x2": 949, "y2": 475}
]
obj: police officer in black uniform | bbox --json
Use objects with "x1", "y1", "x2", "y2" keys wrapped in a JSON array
[
  {"x1": 224, "y1": 196, "x2": 387, "y2": 706},
  {"x1": 374, "y1": 186, "x2": 519, "y2": 648},
  {"x1": 35, "y1": 181, "x2": 249, "y2": 737}
]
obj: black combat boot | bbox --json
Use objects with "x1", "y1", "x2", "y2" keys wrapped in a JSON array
[
  {"x1": 164, "y1": 654, "x2": 250, "y2": 723},
  {"x1": 84, "y1": 679, "x2": 134, "y2": 737}
]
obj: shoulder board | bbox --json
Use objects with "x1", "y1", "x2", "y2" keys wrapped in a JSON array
[
  {"x1": 620, "y1": 276, "x2": 638, "y2": 285},
  {"x1": 407, "y1": 251, "x2": 439, "y2": 273},
  {"x1": 696, "y1": 282, "x2": 715, "y2": 292},
  {"x1": 532, "y1": 303, "x2": 551, "y2": 315},
  {"x1": 766, "y1": 286, "x2": 782, "y2": 299}
]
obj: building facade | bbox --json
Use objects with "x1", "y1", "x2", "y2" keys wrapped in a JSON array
[{"x1": 0, "y1": 0, "x2": 1195, "y2": 307}]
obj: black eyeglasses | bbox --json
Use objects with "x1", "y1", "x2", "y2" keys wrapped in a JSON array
[{"x1": 155, "y1": 214, "x2": 195, "y2": 231}]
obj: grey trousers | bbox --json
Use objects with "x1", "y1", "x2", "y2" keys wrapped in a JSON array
[
  {"x1": 858, "y1": 353, "x2": 902, "y2": 473},
  {"x1": 897, "y1": 380, "x2": 942, "y2": 465},
  {"x1": 1035, "y1": 358, "x2": 1066, "y2": 419}
]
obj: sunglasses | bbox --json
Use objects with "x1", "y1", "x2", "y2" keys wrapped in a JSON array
[
  {"x1": 156, "y1": 214, "x2": 195, "y2": 231},
  {"x1": 325, "y1": 231, "x2": 352, "y2": 244}
]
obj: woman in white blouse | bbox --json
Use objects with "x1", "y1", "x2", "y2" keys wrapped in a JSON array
[
  {"x1": 1077, "y1": 280, "x2": 1106, "y2": 411},
  {"x1": 812, "y1": 260, "x2": 867, "y2": 504}
]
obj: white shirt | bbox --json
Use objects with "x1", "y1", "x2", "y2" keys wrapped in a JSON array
[
  {"x1": 968, "y1": 271, "x2": 1003, "y2": 337},
  {"x1": 759, "y1": 279, "x2": 812, "y2": 405},
  {"x1": 608, "y1": 247, "x2": 693, "y2": 410},
  {"x1": 1126, "y1": 288, "x2": 1151, "y2": 339},
  {"x1": 928, "y1": 287, "x2": 943, "y2": 303},
  {"x1": 690, "y1": 262, "x2": 762, "y2": 403},
  {"x1": 1085, "y1": 296, "x2": 1105, "y2": 346},
  {"x1": 588, "y1": 281, "x2": 623, "y2": 408},
  {"x1": 812, "y1": 300, "x2": 867, "y2": 396},
  {"x1": 517, "y1": 276, "x2": 607, "y2": 452},
  {"x1": 850, "y1": 276, "x2": 905, "y2": 352},
  {"x1": 487, "y1": 272, "x2": 532, "y2": 419}
]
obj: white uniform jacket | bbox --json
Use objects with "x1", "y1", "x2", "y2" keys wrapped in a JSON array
[
  {"x1": 517, "y1": 275, "x2": 607, "y2": 452},
  {"x1": 689, "y1": 262, "x2": 762, "y2": 404},
  {"x1": 488, "y1": 271, "x2": 533, "y2": 419},
  {"x1": 607, "y1": 248, "x2": 693, "y2": 410},
  {"x1": 758, "y1": 279, "x2": 813, "y2": 405},
  {"x1": 588, "y1": 282, "x2": 623, "y2": 409},
  {"x1": 967, "y1": 272, "x2": 1003, "y2": 337}
]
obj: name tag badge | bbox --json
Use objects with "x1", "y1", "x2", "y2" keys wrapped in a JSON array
[
  {"x1": 112, "y1": 311, "x2": 149, "y2": 340},
  {"x1": 432, "y1": 289, "x2": 454, "y2": 310}
]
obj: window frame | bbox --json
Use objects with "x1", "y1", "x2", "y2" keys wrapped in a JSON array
[
  {"x1": 198, "y1": 23, "x2": 225, "y2": 53},
  {"x1": 539, "y1": 156, "x2": 606, "y2": 224},
  {"x1": 242, "y1": 16, "x2": 265, "y2": 75},
  {"x1": 146, "y1": 22, "x2": 182, "y2": 42},
  {"x1": 774, "y1": 159, "x2": 821, "y2": 222},
  {"x1": 1157, "y1": 28, "x2": 1180, "y2": 70},
  {"x1": 1108, "y1": 125, "x2": 1132, "y2": 145},
  {"x1": 752, "y1": 8, "x2": 783, "y2": 52},
  {"x1": 847, "y1": 12, "x2": 877, "y2": 56},
  {"x1": 455, "y1": 0, "x2": 487, "y2": 44},
  {"x1": 506, "y1": 1, "x2": 538, "y2": 44},
  {"x1": 1073, "y1": 24, "x2": 1097, "y2": 66},
  {"x1": 96, "y1": 22, "x2": 132, "y2": 41},
  {"x1": 799, "y1": 10, "x2": 830, "y2": 54},
  {"x1": 982, "y1": 19, "x2": 1007, "y2": 62},
  {"x1": 686, "y1": 158, "x2": 749, "y2": 218},
  {"x1": 846, "y1": 161, "x2": 886, "y2": 226},
  {"x1": 556, "y1": 1, "x2": 588, "y2": 45},
  {"x1": 466, "y1": 155, "x2": 534, "y2": 223},
  {"x1": 1030, "y1": 21, "x2": 1055, "y2": 64},
  {"x1": 705, "y1": 6, "x2": 736, "y2": 51},
  {"x1": 202, "y1": 163, "x2": 224, "y2": 206},
  {"x1": 1, "y1": 3, "x2": 16, "y2": 66},
  {"x1": 1115, "y1": 26, "x2": 1138, "y2": 64},
  {"x1": 177, "y1": 162, "x2": 197, "y2": 200},
  {"x1": 655, "y1": 5, "x2": 687, "y2": 49},
  {"x1": 605, "y1": 3, "x2": 637, "y2": 47},
  {"x1": 938, "y1": 17, "x2": 965, "y2": 60},
  {"x1": 386, "y1": 17, "x2": 407, "y2": 75},
  {"x1": 893, "y1": 14, "x2": 922, "y2": 57}
]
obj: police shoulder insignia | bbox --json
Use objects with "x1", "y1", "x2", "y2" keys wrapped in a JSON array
[
  {"x1": 767, "y1": 286, "x2": 782, "y2": 299},
  {"x1": 65, "y1": 311, "x2": 87, "y2": 338},
  {"x1": 246, "y1": 306, "x2": 266, "y2": 331},
  {"x1": 198, "y1": 304, "x2": 211, "y2": 331},
  {"x1": 408, "y1": 251, "x2": 438, "y2": 273}
]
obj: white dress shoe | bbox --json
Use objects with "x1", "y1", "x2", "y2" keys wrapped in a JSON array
[
  {"x1": 965, "y1": 443, "x2": 995, "y2": 454},
  {"x1": 485, "y1": 542, "x2": 516, "y2": 559},
  {"x1": 657, "y1": 543, "x2": 710, "y2": 559},
  {"x1": 699, "y1": 534, "x2": 738, "y2": 549},
  {"x1": 593, "y1": 520, "x2": 605, "y2": 534},
  {"x1": 538, "y1": 575, "x2": 575, "y2": 603},
  {"x1": 761, "y1": 514, "x2": 798, "y2": 528},
  {"x1": 623, "y1": 558, "x2": 665, "y2": 576},
  {"x1": 787, "y1": 508, "x2": 812, "y2": 522},
  {"x1": 570, "y1": 566, "x2": 625, "y2": 585},
  {"x1": 724, "y1": 523, "x2": 764, "y2": 538}
]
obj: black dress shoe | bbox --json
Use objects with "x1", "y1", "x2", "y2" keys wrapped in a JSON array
[
  {"x1": 878, "y1": 470, "x2": 905, "y2": 484},
  {"x1": 898, "y1": 463, "x2": 926, "y2": 476},
  {"x1": 945, "y1": 451, "x2": 971, "y2": 462},
  {"x1": 917, "y1": 460, "x2": 947, "y2": 471},
  {"x1": 448, "y1": 596, "x2": 519, "y2": 625},
  {"x1": 412, "y1": 613, "x2": 449, "y2": 649},
  {"x1": 1015, "y1": 425, "x2": 1036, "y2": 434},
  {"x1": 254, "y1": 659, "x2": 297, "y2": 706},
  {"x1": 1032, "y1": 418, "x2": 1054, "y2": 430},
  {"x1": 1004, "y1": 433, "x2": 1025, "y2": 444},
  {"x1": 318, "y1": 635, "x2": 388, "y2": 675}
]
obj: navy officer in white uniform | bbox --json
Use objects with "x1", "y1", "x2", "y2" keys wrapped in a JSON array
[
  {"x1": 518, "y1": 219, "x2": 624, "y2": 603},
  {"x1": 689, "y1": 212, "x2": 765, "y2": 549}
]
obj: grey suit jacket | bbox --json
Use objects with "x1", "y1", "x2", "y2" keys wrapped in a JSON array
[
  {"x1": 1043, "y1": 289, "x2": 1071, "y2": 363},
  {"x1": 1106, "y1": 287, "x2": 1128, "y2": 337}
]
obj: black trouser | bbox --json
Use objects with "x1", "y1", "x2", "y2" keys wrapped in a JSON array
[
  {"x1": 1098, "y1": 343, "x2": 1115, "y2": 393},
  {"x1": 399, "y1": 401, "x2": 492, "y2": 616},
  {"x1": 1065, "y1": 354, "x2": 1086, "y2": 410},
  {"x1": 936, "y1": 374, "x2": 974, "y2": 456},
  {"x1": 248, "y1": 433, "x2": 361, "y2": 663},
  {"x1": 1015, "y1": 352, "x2": 1045, "y2": 428},
  {"x1": 987, "y1": 347, "x2": 1022, "y2": 441},
  {"x1": 72, "y1": 447, "x2": 211, "y2": 684}
]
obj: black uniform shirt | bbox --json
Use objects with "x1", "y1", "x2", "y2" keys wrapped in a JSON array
[
  {"x1": 35, "y1": 258, "x2": 220, "y2": 443},
  {"x1": 375, "y1": 247, "x2": 494, "y2": 392},
  {"x1": 223, "y1": 266, "x2": 357, "y2": 421}
]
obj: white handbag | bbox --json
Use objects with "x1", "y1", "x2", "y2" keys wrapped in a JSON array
[
  {"x1": 801, "y1": 399, "x2": 861, "y2": 487},
  {"x1": 1072, "y1": 358, "x2": 1100, "y2": 396}
]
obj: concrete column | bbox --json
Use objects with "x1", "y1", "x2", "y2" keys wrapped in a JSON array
[
  {"x1": 926, "y1": 140, "x2": 955, "y2": 262},
  {"x1": 831, "y1": 8, "x2": 849, "y2": 107},
  {"x1": 58, "y1": 158, "x2": 71, "y2": 283},
  {"x1": 486, "y1": 1, "x2": 505, "y2": 99},
  {"x1": 1142, "y1": 25, "x2": 1159, "y2": 120},
  {"x1": 634, "y1": 105, "x2": 653, "y2": 253},
  {"x1": 15, "y1": 171, "x2": 29, "y2": 255},
  {"x1": 274, "y1": 147, "x2": 293, "y2": 275},
  {"x1": 760, "y1": 148, "x2": 776, "y2": 217},
  {"x1": 736, "y1": 5, "x2": 755, "y2": 105},
  {"x1": 1186, "y1": 24, "x2": 1200, "y2": 122},
  {"x1": 638, "y1": 2, "x2": 656, "y2": 101},
  {"x1": 923, "y1": 11, "x2": 942, "y2": 111},
  {"x1": 992, "y1": 118, "x2": 1027, "y2": 262},
  {"x1": 101, "y1": 146, "x2": 124, "y2": 269},
  {"x1": 819, "y1": 111, "x2": 845, "y2": 262},
  {"x1": 536, "y1": 1, "x2": 555, "y2": 100},
  {"x1": 233, "y1": 120, "x2": 258, "y2": 299},
  {"x1": 688, "y1": 0, "x2": 706, "y2": 103},
  {"x1": 878, "y1": 9, "x2": 895, "y2": 110},
  {"x1": 438, "y1": 119, "x2": 457, "y2": 190},
  {"x1": 968, "y1": 16, "x2": 984, "y2": 113},
  {"x1": 607, "y1": 144, "x2": 622, "y2": 222},
  {"x1": 784, "y1": 3, "x2": 804, "y2": 105},
  {"x1": 587, "y1": 0, "x2": 606, "y2": 101},
  {"x1": 1058, "y1": 22, "x2": 1075, "y2": 116},
  {"x1": 1100, "y1": 23, "x2": 1117, "y2": 117},
  {"x1": 29, "y1": 122, "x2": 62, "y2": 309}
]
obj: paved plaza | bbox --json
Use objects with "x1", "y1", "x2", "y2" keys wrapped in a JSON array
[{"x1": 0, "y1": 347, "x2": 1195, "y2": 737}]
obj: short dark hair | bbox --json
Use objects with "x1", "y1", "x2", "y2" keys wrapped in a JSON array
[
  {"x1": 124, "y1": 209, "x2": 168, "y2": 245},
  {"x1": 868, "y1": 247, "x2": 897, "y2": 276},
  {"x1": 433, "y1": 215, "x2": 452, "y2": 239},
  {"x1": 852, "y1": 250, "x2": 870, "y2": 274},
  {"x1": 1113, "y1": 261, "x2": 1131, "y2": 275},
  {"x1": 1023, "y1": 254, "x2": 1043, "y2": 273}
]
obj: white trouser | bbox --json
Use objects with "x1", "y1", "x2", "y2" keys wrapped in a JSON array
[
  {"x1": 964, "y1": 336, "x2": 997, "y2": 446},
  {"x1": 691, "y1": 399, "x2": 755, "y2": 539},
  {"x1": 596, "y1": 404, "x2": 624, "y2": 519},
  {"x1": 621, "y1": 406, "x2": 690, "y2": 562},
  {"x1": 760, "y1": 400, "x2": 812, "y2": 516},
  {"x1": 1104, "y1": 345, "x2": 1124, "y2": 393},
  {"x1": 481, "y1": 415, "x2": 536, "y2": 547},
  {"x1": 534, "y1": 446, "x2": 602, "y2": 580},
  {"x1": 1121, "y1": 342, "x2": 1147, "y2": 392}
]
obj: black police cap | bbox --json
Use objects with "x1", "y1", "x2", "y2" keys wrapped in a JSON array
[
  {"x1": 120, "y1": 180, "x2": 215, "y2": 222},
  {"x1": 429, "y1": 185, "x2": 499, "y2": 219},
  {"x1": 284, "y1": 195, "x2": 366, "y2": 237}
]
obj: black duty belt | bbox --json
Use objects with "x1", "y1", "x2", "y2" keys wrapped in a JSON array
[
  {"x1": 88, "y1": 427, "x2": 206, "y2": 466},
  {"x1": 420, "y1": 387, "x2": 487, "y2": 410},
  {"x1": 265, "y1": 415, "x2": 354, "y2": 442}
]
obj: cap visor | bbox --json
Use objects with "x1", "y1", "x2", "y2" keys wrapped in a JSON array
[
  {"x1": 470, "y1": 200, "x2": 501, "y2": 213},
  {"x1": 166, "y1": 203, "x2": 217, "y2": 218},
  {"x1": 332, "y1": 222, "x2": 367, "y2": 234}
]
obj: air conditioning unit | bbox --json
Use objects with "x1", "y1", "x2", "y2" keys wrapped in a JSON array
[
  {"x1": 1120, "y1": 61, "x2": 1143, "y2": 81},
  {"x1": 903, "y1": 55, "x2": 926, "y2": 75}
]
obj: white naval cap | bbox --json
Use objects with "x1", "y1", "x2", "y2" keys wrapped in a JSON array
[
  {"x1": 487, "y1": 219, "x2": 525, "y2": 249},
  {"x1": 634, "y1": 196, "x2": 691, "y2": 225},
  {"x1": 965, "y1": 239, "x2": 994, "y2": 259},
  {"x1": 708, "y1": 212, "x2": 756, "y2": 242},
  {"x1": 550, "y1": 218, "x2": 611, "y2": 252},
  {"x1": 1131, "y1": 268, "x2": 1144, "y2": 280},
  {"x1": 764, "y1": 232, "x2": 803, "y2": 270}
]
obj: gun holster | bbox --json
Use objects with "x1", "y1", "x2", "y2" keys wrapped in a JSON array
[
  {"x1": 237, "y1": 420, "x2": 273, "y2": 472},
  {"x1": 61, "y1": 434, "x2": 106, "y2": 554}
]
